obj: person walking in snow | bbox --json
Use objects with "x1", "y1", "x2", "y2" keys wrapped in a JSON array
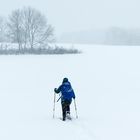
[{"x1": 54, "y1": 78, "x2": 75, "y2": 121}]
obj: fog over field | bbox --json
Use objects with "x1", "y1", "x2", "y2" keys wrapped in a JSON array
[{"x1": 0, "y1": 0, "x2": 140, "y2": 44}]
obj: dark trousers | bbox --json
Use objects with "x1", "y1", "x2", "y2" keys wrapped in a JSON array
[{"x1": 61, "y1": 100, "x2": 71, "y2": 120}]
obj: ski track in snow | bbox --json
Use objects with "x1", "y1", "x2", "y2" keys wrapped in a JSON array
[
  {"x1": 52, "y1": 117, "x2": 95, "y2": 140},
  {"x1": 71, "y1": 119, "x2": 97, "y2": 140}
]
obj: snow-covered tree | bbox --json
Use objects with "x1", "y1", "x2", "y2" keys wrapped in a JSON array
[
  {"x1": 7, "y1": 7, "x2": 54, "y2": 50},
  {"x1": 0, "y1": 17, "x2": 7, "y2": 42}
]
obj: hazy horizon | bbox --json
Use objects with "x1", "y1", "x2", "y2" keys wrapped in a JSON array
[{"x1": 1, "y1": 0, "x2": 140, "y2": 40}]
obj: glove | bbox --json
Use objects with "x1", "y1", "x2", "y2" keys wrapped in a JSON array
[{"x1": 54, "y1": 88, "x2": 57, "y2": 93}]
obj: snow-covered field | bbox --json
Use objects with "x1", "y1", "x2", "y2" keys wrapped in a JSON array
[{"x1": 0, "y1": 44, "x2": 140, "y2": 140}]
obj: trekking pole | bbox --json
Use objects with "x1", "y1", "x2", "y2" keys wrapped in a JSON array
[
  {"x1": 53, "y1": 92, "x2": 56, "y2": 118},
  {"x1": 57, "y1": 96, "x2": 61, "y2": 102},
  {"x1": 74, "y1": 99, "x2": 78, "y2": 119}
]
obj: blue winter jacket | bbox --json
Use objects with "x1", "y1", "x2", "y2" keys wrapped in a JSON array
[{"x1": 55, "y1": 81, "x2": 75, "y2": 102}]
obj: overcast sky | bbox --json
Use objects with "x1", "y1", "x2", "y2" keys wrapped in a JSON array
[{"x1": 1, "y1": 0, "x2": 140, "y2": 37}]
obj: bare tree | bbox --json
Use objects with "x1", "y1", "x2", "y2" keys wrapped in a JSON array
[
  {"x1": 7, "y1": 9, "x2": 23, "y2": 50},
  {"x1": 7, "y1": 7, "x2": 54, "y2": 51},
  {"x1": 0, "y1": 17, "x2": 7, "y2": 42}
]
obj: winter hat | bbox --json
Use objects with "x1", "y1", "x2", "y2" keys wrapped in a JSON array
[{"x1": 63, "y1": 77, "x2": 68, "y2": 83}]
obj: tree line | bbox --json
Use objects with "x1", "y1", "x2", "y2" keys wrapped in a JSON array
[
  {"x1": 0, "y1": 7, "x2": 80, "y2": 54},
  {"x1": 59, "y1": 27, "x2": 140, "y2": 46}
]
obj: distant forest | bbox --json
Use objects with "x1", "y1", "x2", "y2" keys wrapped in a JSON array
[{"x1": 59, "y1": 27, "x2": 140, "y2": 46}]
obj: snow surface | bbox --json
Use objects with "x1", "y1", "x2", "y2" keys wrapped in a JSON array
[{"x1": 0, "y1": 44, "x2": 140, "y2": 140}]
